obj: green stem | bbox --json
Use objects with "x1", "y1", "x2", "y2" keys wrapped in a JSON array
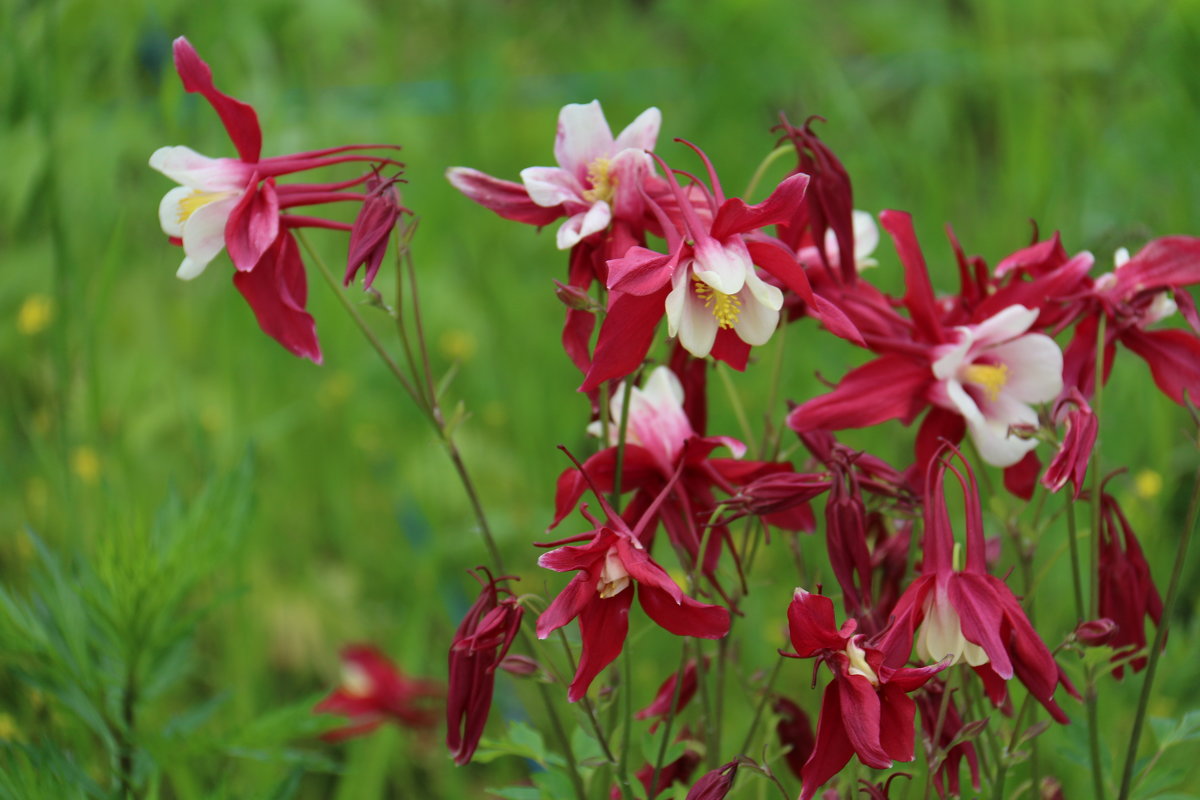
[
  {"x1": 737, "y1": 656, "x2": 785, "y2": 754},
  {"x1": 742, "y1": 144, "x2": 794, "y2": 200},
  {"x1": 1064, "y1": 500, "x2": 1086, "y2": 624},
  {"x1": 650, "y1": 643, "x2": 692, "y2": 798},
  {"x1": 1117, "y1": 454, "x2": 1200, "y2": 800}
]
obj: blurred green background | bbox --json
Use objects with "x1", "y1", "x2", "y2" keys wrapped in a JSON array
[{"x1": 3, "y1": 0, "x2": 1200, "y2": 796}]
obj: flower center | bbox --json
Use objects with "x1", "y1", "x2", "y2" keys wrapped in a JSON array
[
  {"x1": 341, "y1": 663, "x2": 374, "y2": 697},
  {"x1": 582, "y1": 157, "x2": 617, "y2": 204},
  {"x1": 596, "y1": 547, "x2": 631, "y2": 598},
  {"x1": 177, "y1": 189, "x2": 237, "y2": 225},
  {"x1": 844, "y1": 638, "x2": 880, "y2": 686},
  {"x1": 963, "y1": 362, "x2": 1009, "y2": 402},
  {"x1": 915, "y1": 591, "x2": 990, "y2": 667},
  {"x1": 693, "y1": 277, "x2": 741, "y2": 329}
]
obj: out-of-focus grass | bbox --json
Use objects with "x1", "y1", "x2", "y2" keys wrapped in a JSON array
[{"x1": 2, "y1": 0, "x2": 1199, "y2": 796}]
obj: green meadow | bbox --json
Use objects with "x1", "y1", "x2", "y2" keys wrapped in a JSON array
[{"x1": 2, "y1": 0, "x2": 1199, "y2": 796}]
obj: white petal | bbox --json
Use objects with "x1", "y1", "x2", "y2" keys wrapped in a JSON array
[
  {"x1": 732, "y1": 287, "x2": 779, "y2": 346},
  {"x1": 692, "y1": 238, "x2": 748, "y2": 296},
  {"x1": 158, "y1": 186, "x2": 194, "y2": 238},
  {"x1": 944, "y1": 380, "x2": 986, "y2": 427},
  {"x1": 665, "y1": 265, "x2": 690, "y2": 337},
  {"x1": 932, "y1": 333, "x2": 972, "y2": 380},
  {"x1": 852, "y1": 209, "x2": 880, "y2": 266},
  {"x1": 520, "y1": 166, "x2": 584, "y2": 208},
  {"x1": 177, "y1": 195, "x2": 237, "y2": 280},
  {"x1": 149, "y1": 146, "x2": 248, "y2": 191},
  {"x1": 555, "y1": 202, "x2": 611, "y2": 250},
  {"x1": 612, "y1": 106, "x2": 662, "y2": 153},
  {"x1": 969, "y1": 392, "x2": 1040, "y2": 467},
  {"x1": 554, "y1": 101, "x2": 614, "y2": 178},
  {"x1": 971, "y1": 305, "x2": 1039, "y2": 348},
  {"x1": 677, "y1": 285, "x2": 719, "y2": 357},
  {"x1": 986, "y1": 334, "x2": 1063, "y2": 403},
  {"x1": 744, "y1": 268, "x2": 783, "y2": 311}
]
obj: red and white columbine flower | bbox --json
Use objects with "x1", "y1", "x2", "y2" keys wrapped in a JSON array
[
  {"x1": 447, "y1": 100, "x2": 661, "y2": 250},
  {"x1": 150, "y1": 37, "x2": 403, "y2": 361},
  {"x1": 929, "y1": 305, "x2": 1063, "y2": 467},
  {"x1": 785, "y1": 589, "x2": 945, "y2": 800}
]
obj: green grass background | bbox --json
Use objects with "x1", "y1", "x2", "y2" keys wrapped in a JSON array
[{"x1": 2, "y1": 0, "x2": 1199, "y2": 796}]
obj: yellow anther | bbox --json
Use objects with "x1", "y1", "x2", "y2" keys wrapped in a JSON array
[
  {"x1": 963, "y1": 362, "x2": 1009, "y2": 402},
  {"x1": 177, "y1": 190, "x2": 234, "y2": 224},
  {"x1": 692, "y1": 277, "x2": 741, "y2": 329},
  {"x1": 581, "y1": 157, "x2": 616, "y2": 204}
]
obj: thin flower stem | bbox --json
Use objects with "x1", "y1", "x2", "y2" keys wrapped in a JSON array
[
  {"x1": 1064, "y1": 500, "x2": 1086, "y2": 624},
  {"x1": 298, "y1": 231, "x2": 431, "y2": 421},
  {"x1": 611, "y1": 376, "x2": 636, "y2": 510},
  {"x1": 1086, "y1": 315, "x2": 1108, "y2": 800},
  {"x1": 302, "y1": 231, "x2": 506, "y2": 573},
  {"x1": 991, "y1": 693, "x2": 1035, "y2": 800},
  {"x1": 1085, "y1": 669, "x2": 1106, "y2": 800},
  {"x1": 742, "y1": 144, "x2": 794, "y2": 200},
  {"x1": 389, "y1": 225, "x2": 429, "y2": 409},
  {"x1": 1117, "y1": 451, "x2": 1200, "y2": 800},
  {"x1": 718, "y1": 364, "x2": 755, "y2": 447},
  {"x1": 923, "y1": 674, "x2": 955, "y2": 800},
  {"x1": 737, "y1": 655, "x2": 785, "y2": 754},
  {"x1": 650, "y1": 643, "x2": 692, "y2": 798},
  {"x1": 617, "y1": 649, "x2": 635, "y2": 800},
  {"x1": 401, "y1": 237, "x2": 440, "y2": 411}
]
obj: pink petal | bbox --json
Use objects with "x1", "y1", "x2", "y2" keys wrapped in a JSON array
[
  {"x1": 446, "y1": 167, "x2": 564, "y2": 226},
  {"x1": 554, "y1": 100, "x2": 615, "y2": 179},
  {"x1": 612, "y1": 106, "x2": 662, "y2": 153},
  {"x1": 520, "y1": 166, "x2": 585, "y2": 208},
  {"x1": 225, "y1": 177, "x2": 280, "y2": 271}
]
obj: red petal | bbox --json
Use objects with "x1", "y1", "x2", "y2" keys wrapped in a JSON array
[
  {"x1": 786, "y1": 354, "x2": 930, "y2": 433},
  {"x1": 580, "y1": 289, "x2": 668, "y2": 392},
  {"x1": 879, "y1": 210, "x2": 945, "y2": 344},
  {"x1": 837, "y1": 674, "x2": 891, "y2": 768},
  {"x1": 947, "y1": 575, "x2": 1013, "y2": 679},
  {"x1": 568, "y1": 589, "x2": 632, "y2": 702},
  {"x1": 878, "y1": 685, "x2": 917, "y2": 763},
  {"x1": 710, "y1": 173, "x2": 809, "y2": 240},
  {"x1": 225, "y1": 178, "x2": 279, "y2": 271},
  {"x1": 799, "y1": 682, "x2": 856, "y2": 800},
  {"x1": 172, "y1": 37, "x2": 262, "y2": 163},
  {"x1": 1120, "y1": 327, "x2": 1200, "y2": 406},
  {"x1": 231, "y1": 231, "x2": 321, "y2": 362},
  {"x1": 445, "y1": 167, "x2": 563, "y2": 226},
  {"x1": 638, "y1": 584, "x2": 730, "y2": 639}
]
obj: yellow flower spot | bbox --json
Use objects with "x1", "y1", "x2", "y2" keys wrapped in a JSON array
[
  {"x1": 318, "y1": 372, "x2": 354, "y2": 410},
  {"x1": 0, "y1": 713, "x2": 20, "y2": 742},
  {"x1": 1134, "y1": 469, "x2": 1163, "y2": 499},
  {"x1": 177, "y1": 189, "x2": 236, "y2": 225},
  {"x1": 693, "y1": 277, "x2": 741, "y2": 329},
  {"x1": 963, "y1": 362, "x2": 1009, "y2": 402},
  {"x1": 17, "y1": 294, "x2": 53, "y2": 336},
  {"x1": 581, "y1": 157, "x2": 617, "y2": 205},
  {"x1": 439, "y1": 329, "x2": 477, "y2": 362},
  {"x1": 71, "y1": 446, "x2": 100, "y2": 485}
]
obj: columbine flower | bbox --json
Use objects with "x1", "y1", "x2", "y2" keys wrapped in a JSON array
[
  {"x1": 684, "y1": 761, "x2": 739, "y2": 800},
  {"x1": 314, "y1": 645, "x2": 442, "y2": 741},
  {"x1": 151, "y1": 37, "x2": 403, "y2": 361},
  {"x1": 784, "y1": 589, "x2": 944, "y2": 800},
  {"x1": 1097, "y1": 490, "x2": 1163, "y2": 676},
  {"x1": 928, "y1": 305, "x2": 1063, "y2": 466},
  {"x1": 448, "y1": 100, "x2": 661, "y2": 250},
  {"x1": 634, "y1": 657, "x2": 703, "y2": 733},
  {"x1": 447, "y1": 569, "x2": 524, "y2": 765},
  {"x1": 878, "y1": 446, "x2": 1075, "y2": 722},
  {"x1": 536, "y1": 455, "x2": 729, "y2": 702}
]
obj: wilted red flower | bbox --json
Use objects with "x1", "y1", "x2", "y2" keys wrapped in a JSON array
[
  {"x1": 1041, "y1": 389, "x2": 1098, "y2": 499},
  {"x1": 447, "y1": 568, "x2": 524, "y2": 765},
  {"x1": 344, "y1": 171, "x2": 408, "y2": 289},
  {"x1": 1098, "y1": 491, "x2": 1163, "y2": 676},
  {"x1": 314, "y1": 645, "x2": 442, "y2": 741},
  {"x1": 1075, "y1": 618, "x2": 1119, "y2": 648},
  {"x1": 151, "y1": 37, "x2": 403, "y2": 362}
]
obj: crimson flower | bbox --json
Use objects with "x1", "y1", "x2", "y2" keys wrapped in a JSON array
[
  {"x1": 447, "y1": 569, "x2": 524, "y2": 765},
  {"x1": 634, "y1": 657, "x2": 703, "y2": 732},
  {"x1": 1098, "y1": 490, "x2": 1163, "y2": 676},
  {"x1": 878, "y1": 446, "x2": 1075, "y2": 722},
  {"x1": 314, "y1": 645, "x2": 442, "y2": 741},
  {"x1": 151, "y1": 37, "x2": 403, "y2": 361},
  {"x1": 684, "y1": 760, "x2": 739, "y2": 800},
  {"x1": 785, "y1": 589, "x2": 944, "y2": 800},
  {"x1": 536, "y1": 453, "x2": 730, "y2": 702},
  {"x1": 1041, "y1": 389, "x2": 1098, "y2": 499}
]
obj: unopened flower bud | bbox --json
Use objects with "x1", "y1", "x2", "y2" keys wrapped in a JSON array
[
  {"x1": 1075, "y1": 618, "x2": 1119, "y2": 647},
  {"x1": 553, "y1": 280, "x2": 597, "y2": 311},
  {"x1": 498, "y1": 654, "x2": 540, "y2": 676}
]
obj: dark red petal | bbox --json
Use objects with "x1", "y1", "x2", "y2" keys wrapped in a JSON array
[
  {"x1": 786, "y1": 590, "x2": 847, "y2": 657},
  {"x1": 231, "y1": 231, "x2": 321, "y2": 363},
  {"x1": 877, "y1": 685, "x2": 917, "y2": 763},
  {"x1": 947, "y1": 575, "x2": 1013, "y2": 679},
  {"x1": 1120, "y1": 327, "x2": 1200, "y2": 406},
  {"x1": 710, "y1": 172, "x2": 810, "y2": 240},
  {"x1": 580, "y1": 289, "x2": 668, "y2": 392},
  {"x1": 879, "y1": 210, "x2": 945, "y2": 344},
  {"x1": 638, "y1": 584, "x2": 730, "y2": 639},
  {"x1": 536, "y1": 573, "x2": 596, "y2": 638},
  {"x1": 172, "y1": 37, "x2": 262, "y2": 163},
  {"x1": 786, "y1": 354, "x2": 931, "y2": 433},
  {"x1": 836, "y1": 674, "x2": 891, "y2": 769},
  {"x1": 568, "y1": 589, "x2": 632, "y2": 702},
  {"x1": 799, "y1": 682, "x2": 857, "y2": 800}
]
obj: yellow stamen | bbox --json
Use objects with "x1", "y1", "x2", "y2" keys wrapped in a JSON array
[
  {"x1": 177, "y1": 190, "x2": 234, "y2": 224},
  {"x1": 963, "y1": 362, "x2": 1009, "y2": 402},
  {"x1": 692, "y1": 277, "x2": 741, "y2": 329},
  {"x1": 581, "y1": 157, "x2": 616, "y2": 204}
]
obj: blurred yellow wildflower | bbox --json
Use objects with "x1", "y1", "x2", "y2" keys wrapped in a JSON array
[
  {"x1": 17, "y1": 294, "x2": 53, "y2": 335},
  {"x1": 439, "y1": 329, "x2": 477, "y2": 362},
  {"x1": 1134, "y1": 469, "x2": 1163, "y2": 499},
  {"x1": 72, "y1": 446, "x2": 101, "y2": 484},
  {"x1": 0, "y1": 713, "x2": 20, "y2": 741}
]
